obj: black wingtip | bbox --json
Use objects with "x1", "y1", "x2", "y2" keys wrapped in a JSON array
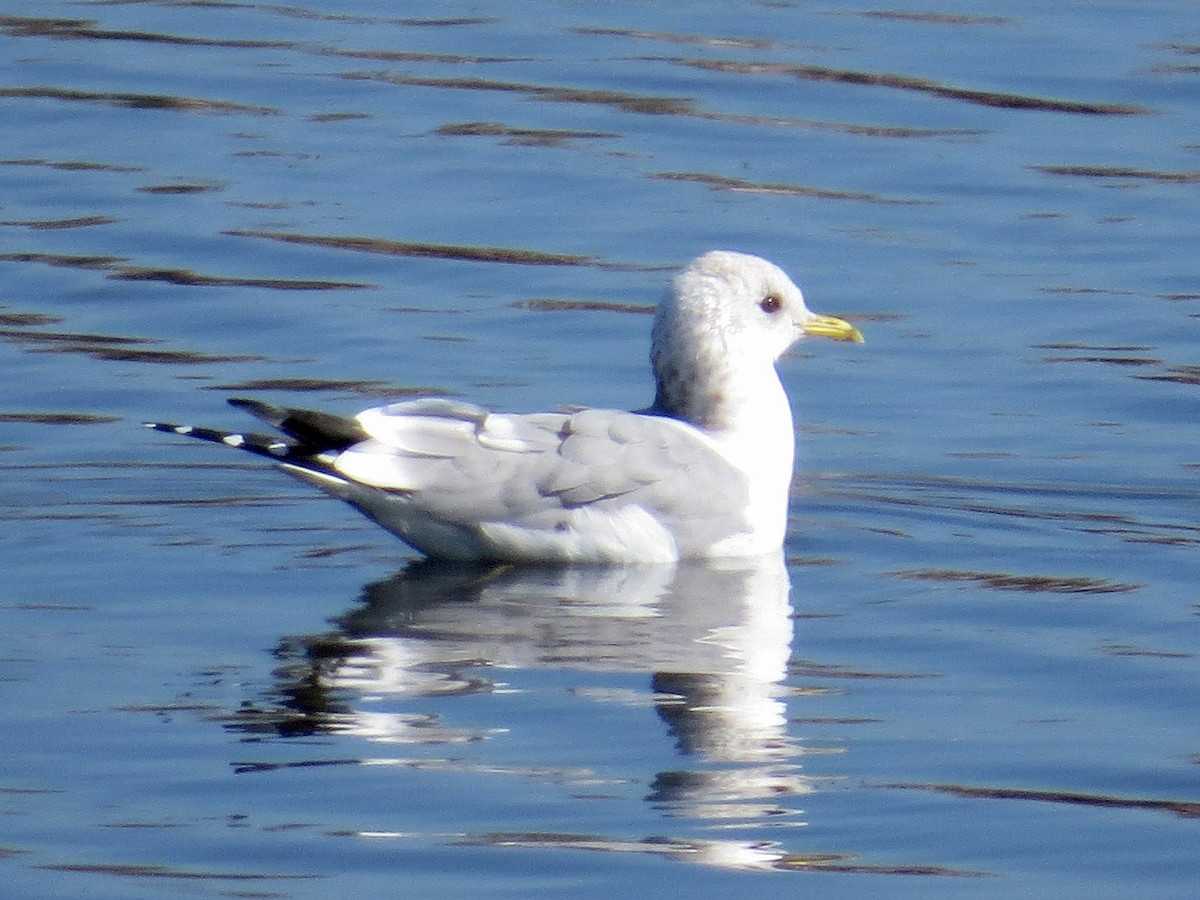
[
  {"x1": 144, "y1": 418, "x2": 304, "y2": 460},
  {"x1": 227, "y1": 396, "x2": 275, "y2": 417},
  {"x1": 226, "y1": 396, "x2": 367, "y2": 451}
]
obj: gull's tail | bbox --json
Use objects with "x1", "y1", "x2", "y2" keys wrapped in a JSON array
[
  {"x1": 143, "y1": 397, "x2": 368, "y2": 468},
  {"x1": 146, "y1": 398, "x2": 421, "y2": 544}
]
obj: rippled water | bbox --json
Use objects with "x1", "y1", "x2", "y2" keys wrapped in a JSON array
[{"x1": 2, "y1": 2, "x2": 1198, "y2": 898}]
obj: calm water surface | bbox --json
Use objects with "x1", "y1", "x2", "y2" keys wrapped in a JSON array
[{"x1": 1, "y1": 2, "x2": 1197, "y2": 898}]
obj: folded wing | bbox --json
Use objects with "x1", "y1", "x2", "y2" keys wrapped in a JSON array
[{"x1": 327, "y1": 399, "x2": 750, "y2": 560}]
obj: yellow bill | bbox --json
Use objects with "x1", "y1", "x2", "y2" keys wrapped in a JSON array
[{"x1": 802, "y1": 313, "x2": 865, "y2": 344}]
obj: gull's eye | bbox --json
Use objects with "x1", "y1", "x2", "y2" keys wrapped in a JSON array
[{"x1": 760, "y1": 294, "x2": 783, "y2": 314}]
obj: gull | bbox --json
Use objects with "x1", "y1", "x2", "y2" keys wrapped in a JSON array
[{"x1": 145, "y1": 251, "x2": 862, "y2": 562}]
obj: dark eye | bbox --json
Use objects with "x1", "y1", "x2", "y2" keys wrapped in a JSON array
[{"x1": 760, "y1": 294, "x2": 782, "y2": 314}]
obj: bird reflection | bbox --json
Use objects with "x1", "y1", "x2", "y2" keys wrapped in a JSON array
[{"x1": 229, "y1": 551, "x2": 812, "y2": 831}]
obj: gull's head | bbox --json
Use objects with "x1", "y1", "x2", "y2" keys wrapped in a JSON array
[
  {"x1": 650, "y1": 251, "x2": 862, "y2": 428},
  {"x1": 656, "y1": 250, "x2": 862, "y2": 364}
]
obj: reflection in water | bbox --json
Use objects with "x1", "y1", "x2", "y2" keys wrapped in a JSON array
[{"x1": 227, "y1": 553, "x2": 812, "y2": 865}]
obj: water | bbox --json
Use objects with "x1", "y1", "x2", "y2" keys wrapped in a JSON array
[{"x1": 1, "y1": 1, "x2": 1197, "y2": 897}]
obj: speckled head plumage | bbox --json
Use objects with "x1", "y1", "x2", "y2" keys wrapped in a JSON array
[{"x1": 650, "y1": 251, "x2": 861, "y2": 430}]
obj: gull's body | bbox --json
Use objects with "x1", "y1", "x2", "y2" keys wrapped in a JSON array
[{"x1": 147, "y1": 251, "x2": 861, "y2": 562}]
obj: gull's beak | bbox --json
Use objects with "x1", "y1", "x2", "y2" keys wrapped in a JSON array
[{"x1": 802, "y1": 313, "x2": 865, "y2": 344}]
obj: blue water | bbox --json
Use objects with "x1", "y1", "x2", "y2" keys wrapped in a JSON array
[{"x1": 1, "y1": 2, "x2": 1198, "y2": 897}]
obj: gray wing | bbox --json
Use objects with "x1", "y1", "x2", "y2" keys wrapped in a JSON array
[{"x1": 333, "y1": 400, "x2": 750, "y2": 554}]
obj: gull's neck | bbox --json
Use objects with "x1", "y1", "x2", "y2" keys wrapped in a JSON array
[
  {"x1": 651, "y1": 348, "x2": 796, "y2": 482},
  {"x1": 651, "y1": 350, "x2": 796, "y2": 556}
]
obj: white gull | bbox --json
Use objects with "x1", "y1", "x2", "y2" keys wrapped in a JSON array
[{"x1": 146, "y1": 250, "x2": 862, "y2": 562}]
